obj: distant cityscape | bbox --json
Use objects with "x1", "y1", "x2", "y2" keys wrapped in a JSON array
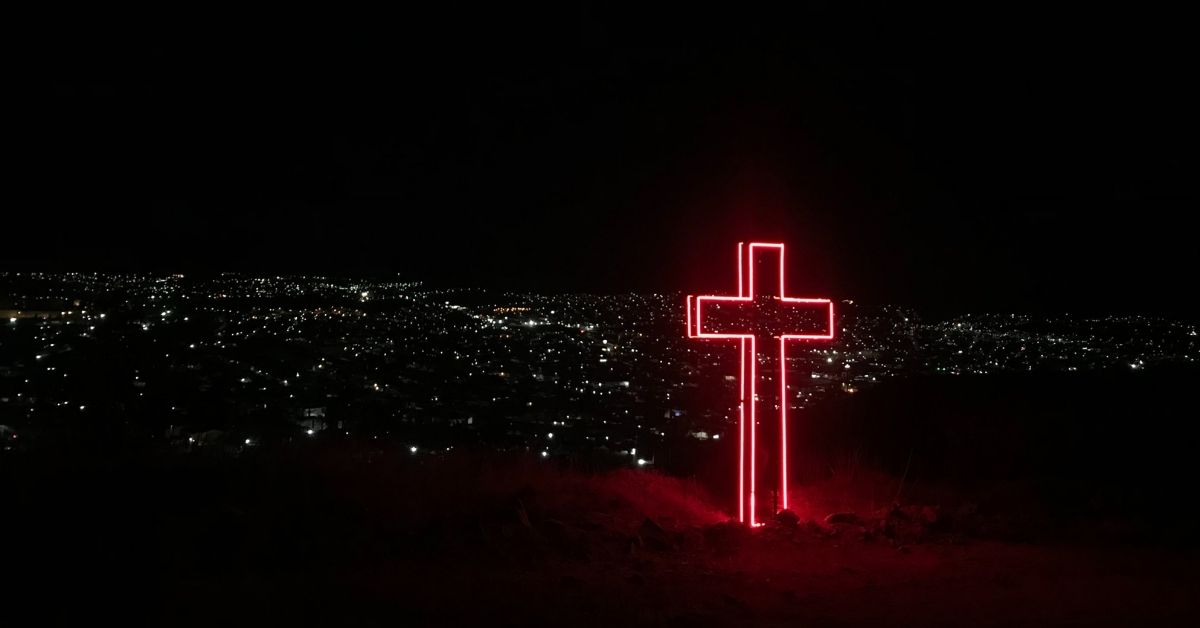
[{"x1": 2, "y1": 272, "x2": 1196, "y2": 462}]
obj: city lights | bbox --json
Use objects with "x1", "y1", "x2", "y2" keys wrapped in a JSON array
[{"x1": 0, "y1": 272, "x2": 1190, "y2": 473}]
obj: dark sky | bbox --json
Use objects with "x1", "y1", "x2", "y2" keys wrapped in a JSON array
[{"x1": 9, "y1": 6, "x2": 1197, "y2": 315}]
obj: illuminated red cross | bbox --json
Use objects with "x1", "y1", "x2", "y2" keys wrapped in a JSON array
[{"x1": 686, "y1": 242, "x2": 834, "y2": 526}]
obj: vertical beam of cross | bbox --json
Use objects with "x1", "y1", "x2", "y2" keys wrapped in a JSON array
[{"x1": 687, "y1": 242, "x2": 835, "y2": 525}]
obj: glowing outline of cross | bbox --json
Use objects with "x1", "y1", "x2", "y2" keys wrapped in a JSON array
[{"x1": 686, "y1": 242, "x2": 835, "y2": 526}]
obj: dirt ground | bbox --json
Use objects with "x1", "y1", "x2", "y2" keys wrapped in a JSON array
[
  {"x1": 144, "y1": 462, "x2": 1198, "y2": 627},
  {"x1": 161, "y1": 524, "x2": 1199, "y2": 627},
  {"x1": 9, "y1": 435, "x2": 1199, "y2": 626}
]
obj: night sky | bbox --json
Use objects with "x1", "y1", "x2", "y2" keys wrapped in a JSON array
[{"x1": 10, "y1": 6, "x2": 1197, "y2": 314}]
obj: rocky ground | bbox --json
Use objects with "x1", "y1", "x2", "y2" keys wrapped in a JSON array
[
  {"x1": 7, "y1": 443, "x2": 1199, "y2": 626},
  {"x1": 156, "y1": 461, "x2": 1200, "y2": 627},
  {"x1": 155, "y1": 494, "x2": 1198, "y2": 627}
]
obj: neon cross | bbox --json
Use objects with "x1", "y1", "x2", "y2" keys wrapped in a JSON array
[{"x1": 686, "y1": 242, "x2": 834, "y2": 526}]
